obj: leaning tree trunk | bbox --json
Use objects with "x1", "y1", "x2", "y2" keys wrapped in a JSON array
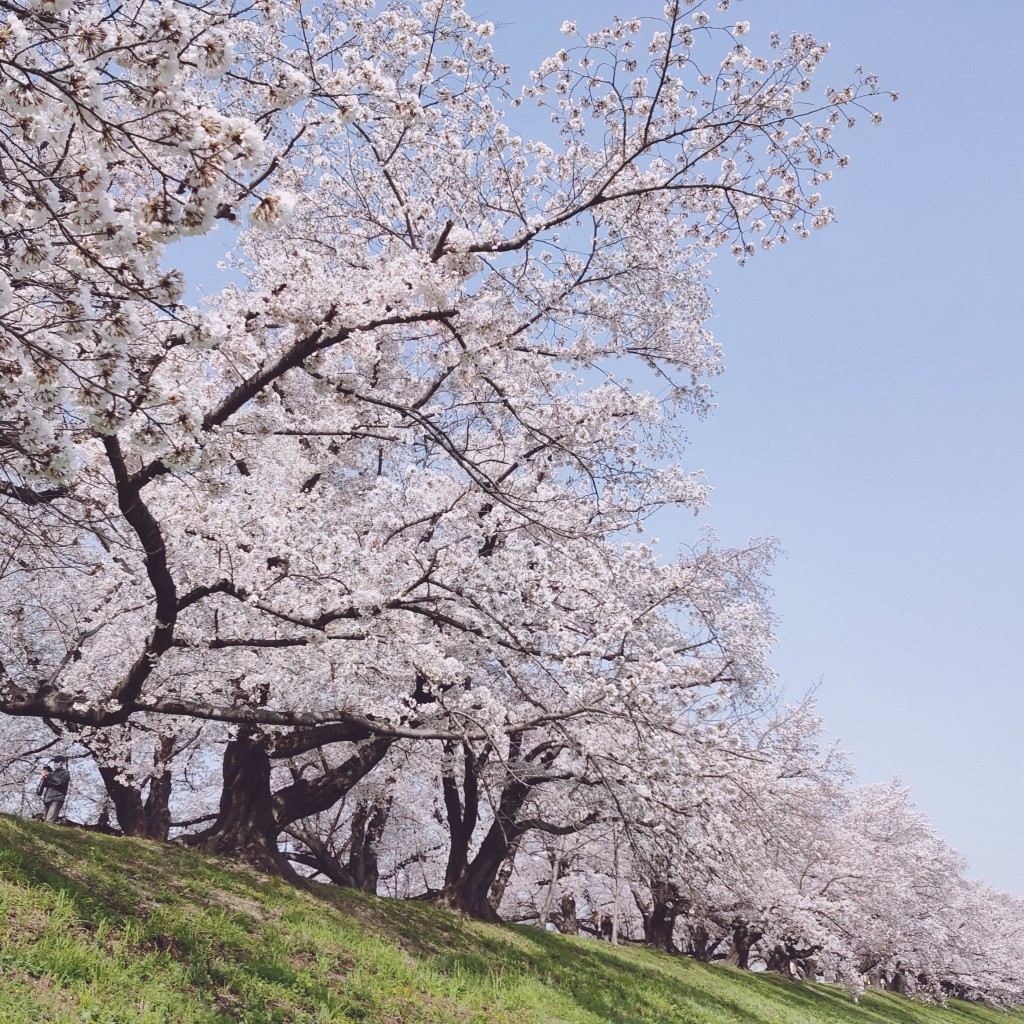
[
  {"x1": 289, "y1": 794, "x2": 394, "y2": 894},
  {"x1": 273, "y1": 736, "x2": 393, "y2": 828},
  {"x1": 274, "y1": 735, "x2": 394, "y2": 889},
  {"x1": 487, "y1": 834, "x2": 521, "y2": 913},
  {"x1": 436, "y1": 731, "x2": 571, "y2": 922},
  {"x1": 764, "y1": 945, "x2": 794, "y2": 976},
  {"x1": 765, "y1": 942, "x2": 820, "y2": 979},
  {"x1": 189, "y1": 725, "x2": 391, "y2": 877}
]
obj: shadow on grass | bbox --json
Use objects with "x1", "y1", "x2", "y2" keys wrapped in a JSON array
[
  {"x1": 268, "y1": 879, "x2": 1024, "y2": 1024},
  {"x1": 447, "y1": 927, "x2": 783, "y2": 1024},
  {"x1": 2, "y1": 815, "x2": 1020, "y2": 1024},
  {"x1": 396, "y1": 919, "x2": 1020, "y2": 1024},
  {"x1": 0, "y1": 814, "x2": 286, "y2": 917}
]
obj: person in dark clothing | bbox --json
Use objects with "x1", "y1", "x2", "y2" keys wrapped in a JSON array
[{"x1": 37, "y1": 755, "x2": 70, "y2": 823}]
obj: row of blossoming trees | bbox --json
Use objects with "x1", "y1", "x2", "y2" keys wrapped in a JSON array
[{"x1": 0, "y1": 0, "x2": 1019, "y2": 1005}]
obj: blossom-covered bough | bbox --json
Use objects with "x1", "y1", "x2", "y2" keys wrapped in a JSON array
[
  {"x1": 8, "y1": 0, "x2": 1018, "y2": 1006},
  {"x1": 1, "y1": 0, "x2": 882, "y2": 815}
]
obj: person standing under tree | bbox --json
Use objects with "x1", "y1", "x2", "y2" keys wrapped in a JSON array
[{"x1": 37, "y1": 755, "x2": 70, "y2": 823}]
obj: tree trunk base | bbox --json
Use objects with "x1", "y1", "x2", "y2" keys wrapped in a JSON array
[
  {"x1": 183, "y1": 732, "x2": 294, "y2": 877},
  {"x1": 431, "y1": 886, "x2": 502, "y2": 923},
  {"x1": 187, "y1": 829, "x2": 297, "y2": 878}
]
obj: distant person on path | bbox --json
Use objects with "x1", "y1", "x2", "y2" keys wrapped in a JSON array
[{"x1": 37, "y1": 755, "x2": 70, "y2": 823}]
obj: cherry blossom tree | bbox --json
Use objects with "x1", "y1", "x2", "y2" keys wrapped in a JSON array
[
  {"x1": 936, "y1": 880, "x2": 1024, "y2": 1005},
  {"x1": 0, "y1": 0, "x2": 1015, "y2": 981},
  {"x1": 2, "y1": 0, "x2": 891, "y2": 869}
]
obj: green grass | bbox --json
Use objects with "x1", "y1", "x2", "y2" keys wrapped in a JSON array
[{"x1": 0, "y1": 815, "x2": 1017, "y2": 1024}]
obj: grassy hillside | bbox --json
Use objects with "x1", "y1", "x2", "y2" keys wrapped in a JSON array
[{"x1": 0, "y1": 815, "x2": 1015, "y2": 1024}]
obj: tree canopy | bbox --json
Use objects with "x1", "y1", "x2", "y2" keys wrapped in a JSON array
[{"x1": 3, "y1": 0, "x2": 1017, "y2": 1005}]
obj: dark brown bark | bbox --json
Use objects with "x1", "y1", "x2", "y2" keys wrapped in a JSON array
[
  {"x1": 0, "y1": 438, "x2": 176, "y2": 728},
  {"x1": 764, "y1": 942, "x2": 820, "y2": 979},
  {"x1": 190, "y1": 729, "x2": 392, "y2": 878},
  {"x1": 272, "y1": 736, "x2": 393, "y2": 827},
  {"x1": 286, "y1": 830, "x2": 354, "y2": 887},
  {"x1": 187, "y1": 730, "x2": 294, "y2": 875},
  {"x1": 94, "y1": 765, "x2": 142, "y2": 837},
  {"x1": 643, "y1": 901, "x2": 678, "y2": 952},
  {"x1": 437, "y1": 737, "x2": 532, "y2": 921},
  {"x1": 684, "y1": 922, "x2": 722, "y2": 963},
  {"x1": 554, "y1": 895, "x2": 579, "y2": 935},
  {"x1": 287, "y1": 792, "x2": 394, "y2": 894},
  {"x1": 442, "y1": 806, "x2": 528, "y2": 920},
  {"x1": 102, "y1": 437, "x2": 178, "y2": 712},
  {"x1": 144, "y1": 756, "x2": 173, "y2": 840},
  {"x1": 441, "y1": 741, "x2": 482, "y2": 892},
  {"x1": 724, "y1": 925, "x2": 763, "y2": 970},
  {"x1": 0, "y1": 480, "x2": 68, "y2": 504},
  {"x1": 343, "y1": 795, "x2": 391, "y2": 893},
  {"x1": 487, "y1": 834, "x2": 520, "y2": 913},
  {"x1": 87, "y1": 732, "x2": 175, "y2": 840},
  {"x1": 96, "y1": 763, "x2": 172, "y2": 840},
  {"x1": 436, "y1": 733, "x2": 587, "y2": 921},
  {"x1": 635, "y1": 879, "x2": 682, "y2": 952}
]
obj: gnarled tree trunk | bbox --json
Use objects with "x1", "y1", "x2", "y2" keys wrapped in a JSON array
[
  {"x1": 487, "y1": 835, "x2": 521, "y2": 914},
  {"x1": 344, "y1": 795, "x2": 391, "y2": 893},
  {"x1": 188, "y1": 725, "x2": 391, "y2": 878},
  {"x1": 684, "y1": 922, "x2": 721, "y2": 963},
  {"x1": 188, "y1": 730, "x2": 293, "y2": 875},
  {"x1": 435, "y1": 732, "x2": 580, "y2": 921},
  {"x1": 553, "y1": 894, "x2": 579, "y2": 936},
  {"x1": 441, "y1": 808, "x2": 528, "y2": 921},
  {"x1": 437, "y1": 738, "x2": 531, "y2": 921},
  {"x1": 286, "y1": 791, "x2": 394, "y2": 894},
  {"x1": 724, "y1": 925, "x2": 763, "y2": 970},
  {"x1": 636, "y1": 879, "x2": 681, "y2": 952}
]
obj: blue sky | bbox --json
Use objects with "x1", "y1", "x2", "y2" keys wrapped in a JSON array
[{"x1": 476, "y1": 0, "x2": 1024, "y2": 893}]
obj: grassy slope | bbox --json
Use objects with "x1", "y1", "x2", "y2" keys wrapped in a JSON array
[{"x1": 0, "y1": 815, "x2": 1016, "y2": 1024}]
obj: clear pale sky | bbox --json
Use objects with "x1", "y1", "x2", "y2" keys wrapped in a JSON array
[{"x1": 474, "y1": 0, "x2": 1024, "y2": 893}]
